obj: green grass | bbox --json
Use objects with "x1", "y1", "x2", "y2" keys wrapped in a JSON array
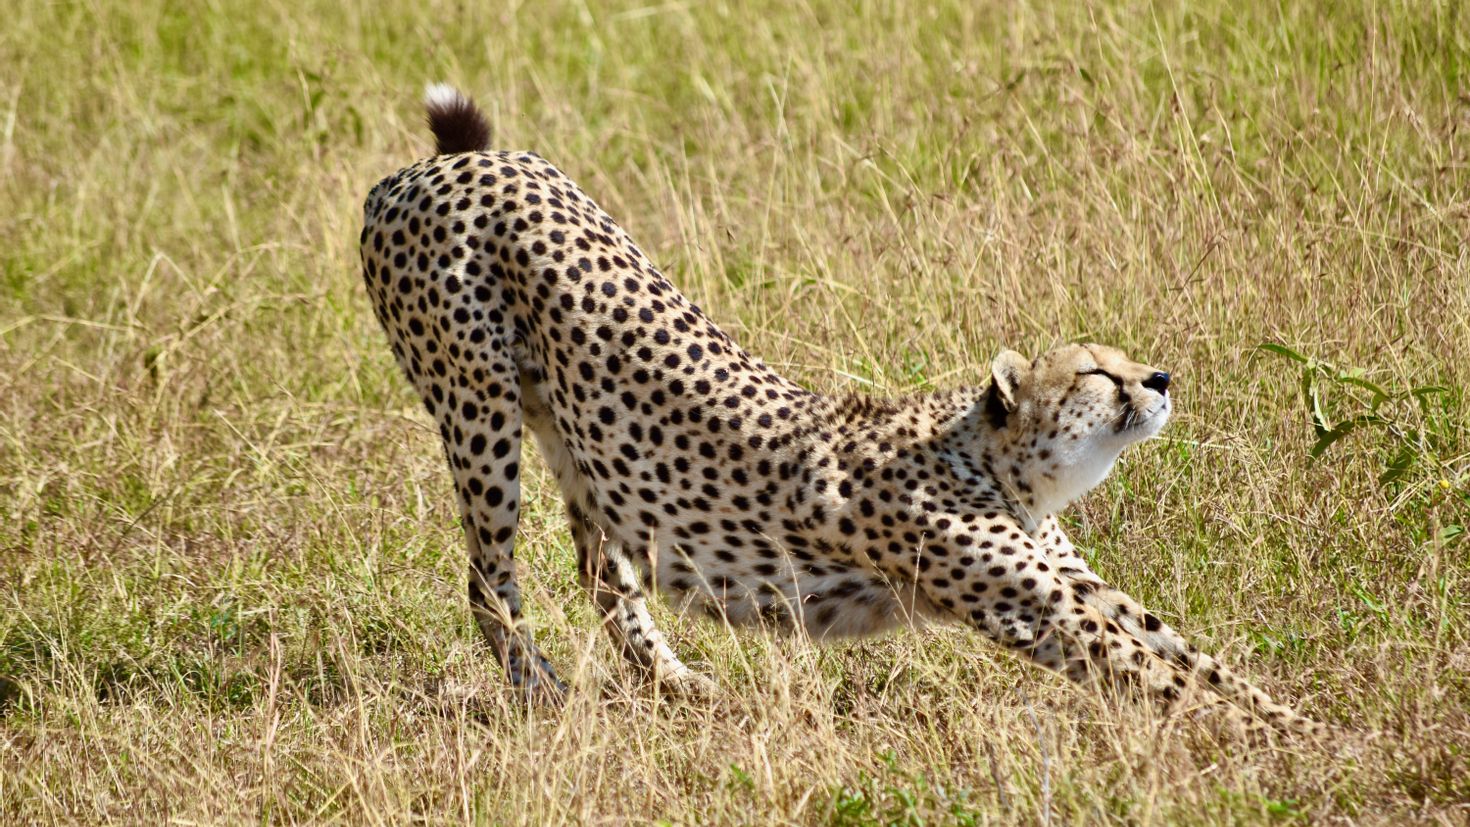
[{"x1": 2, "y1": 0, "x2": 1468, "y2": 823}]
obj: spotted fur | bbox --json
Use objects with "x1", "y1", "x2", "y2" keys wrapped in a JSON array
[{"x1": 358, "y1": 86, "x2": 1321, "y2": 737}]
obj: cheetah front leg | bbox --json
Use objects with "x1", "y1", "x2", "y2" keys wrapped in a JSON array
[
  {"x1": 919, "y1": 534, "x2": 1259, "y2": 734},
  {"x1": 567, "y1": 505, "x2": 714, "y2": 697},
  {"x1": 1035, "y1": 518, "x2": 1325, "y2": 737}
]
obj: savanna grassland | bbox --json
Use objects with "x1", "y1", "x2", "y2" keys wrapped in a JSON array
[{"x1": 2, "y1": 1, "x2": 1468, "y2": 823}]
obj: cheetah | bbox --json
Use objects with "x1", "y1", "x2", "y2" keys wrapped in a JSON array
[{"x1": 358, "y1": 85, "x2": 1322, "y2": 737}]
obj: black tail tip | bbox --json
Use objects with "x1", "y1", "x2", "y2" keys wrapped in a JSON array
[{"x1": 424, "y1": 83, "x2": 491, "y2": 155}]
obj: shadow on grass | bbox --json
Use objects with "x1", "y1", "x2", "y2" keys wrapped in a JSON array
[{"x1": 0, "y1": 625, "x2": 368, "y2": 716}]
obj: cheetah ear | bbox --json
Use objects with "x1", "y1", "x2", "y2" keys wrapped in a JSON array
[{"x1": 988, "y1": 349, "x2": 1030, "y2": 412}]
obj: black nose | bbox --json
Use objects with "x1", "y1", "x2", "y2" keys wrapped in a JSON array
[{"x1": 1142, "y1": 371, "x2": 1171, "y2": 393}]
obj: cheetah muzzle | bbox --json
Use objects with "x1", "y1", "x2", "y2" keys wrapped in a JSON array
[{"x1": 358, "y1": 85, "x2": 1324, "y2": 739}]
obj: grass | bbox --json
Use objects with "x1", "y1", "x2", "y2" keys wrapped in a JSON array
[{"x1": 1, "y1": 0, "x2": 1468, "y2": 822}]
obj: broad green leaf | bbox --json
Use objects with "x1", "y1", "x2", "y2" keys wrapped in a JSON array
[
  {"x1": 1409, "y1": 385, "x2": 1451, "y2": 409},
  {"x1": 1309, "y1": 414, "x2": 1383, "y2": 458},
  {"x1": 1256, "y1": 342, "x2": 1310, "y2": 363},
  {"x1": 1303, "y1": 369, "x2": 1330, "y2": 435},
  {"x1": 1379, "y1": 445, "x2": 1417, "y2": 485},
  {"x1": 1336, "y1": 375, "x2": 1390, "y2": 410}
]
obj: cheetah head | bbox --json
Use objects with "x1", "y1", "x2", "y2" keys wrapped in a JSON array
[{"x1": 985, "y1": 343, "x2": 1172, "y2": 515}]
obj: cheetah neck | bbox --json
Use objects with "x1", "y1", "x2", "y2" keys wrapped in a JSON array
[
  {"x1": 926, "y1": 387, "x2": 1122, "y2": 529},
  {"x1": 1020, "y1": 447, "x2": 1122, "y2": 517}
]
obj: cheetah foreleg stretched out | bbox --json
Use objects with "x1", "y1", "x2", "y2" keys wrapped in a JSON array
[{"x1": 358, "y1": 85, "x2": 1321, "y2": 736}]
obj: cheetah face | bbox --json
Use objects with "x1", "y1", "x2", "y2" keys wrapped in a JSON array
[{"x1": 989, "y1": 343, "x2": 1172, "y2": 510}]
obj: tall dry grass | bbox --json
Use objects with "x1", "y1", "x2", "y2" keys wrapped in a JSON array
[{"x1": 2, "y1": 0, "x2": 1467, "y2": 823}]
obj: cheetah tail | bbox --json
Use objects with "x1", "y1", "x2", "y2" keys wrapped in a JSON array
[{"x1": 424, "y1": 83, "x2": 492, "y2": 155}]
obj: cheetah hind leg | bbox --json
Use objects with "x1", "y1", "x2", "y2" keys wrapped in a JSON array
[
  {"x1": 435, "y1": 391, "x2": 565, "y2": 705},
  {"x1": 568, "y1": 505, "x2": 715, "y2": 698}
]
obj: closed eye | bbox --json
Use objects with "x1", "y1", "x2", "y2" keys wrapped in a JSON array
[{"x1": 1080, "y1": 368, "x2": 1123, "y2": 386}]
